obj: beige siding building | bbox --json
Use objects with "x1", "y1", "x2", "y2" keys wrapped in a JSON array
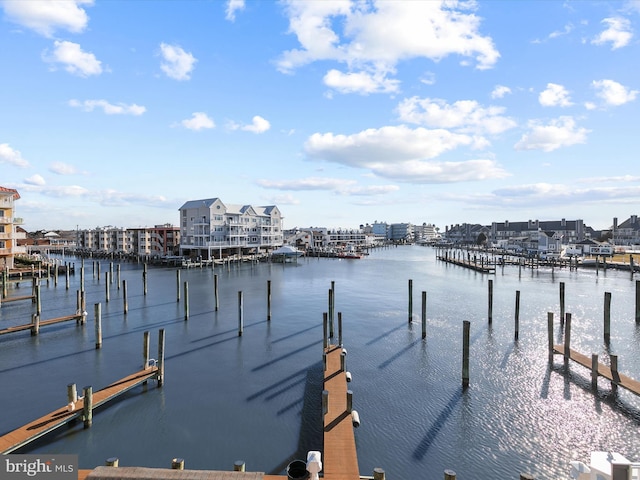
[{"x1": 0, "y1": 186, "x2": 25, "y2": 269}]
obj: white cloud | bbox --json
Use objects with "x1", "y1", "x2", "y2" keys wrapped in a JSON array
[
  {"x1": 0, "y1": 143, "x2": 30, "y2": 168},
  {"x1": 227, "y1": 116, "x2": 271, "y2": 133},
  {"x1": 548, "y1": 23, "x2": 574, "y2": 39},
  {"x1": 49, "y1": 162, "x2": 78, "y2": 175},
  {"x1": 277, "y1": 1, "x2": 499, "y2": 94},
  {"x1": 592, "y1": 17, "x2": 633, "y2": 49},
  {"x1": 257, "y1": 176, "x2": 399, "y2": 196},
  {"x1": 225, "y1": 0, "x2": 245, "y2": 21},
  {"x1": 159, "y1": 43, "x2": 197, "y2": 81},
  {"x1": 539, "y1": 83, "x2": 573, "y2": 107},
  {"x1": 181, "y1": 112, "x2": 215, "y2": 131},
  {"x1": 323, "y1": 69, "x2": 400, "y2": 94},
  {"x1": 592, "y1": 79, "x2": 638, "y2": 106},
  {"x1": 69, "y1": 99, "x2": 146, "y2": 115},
  {"x1": 491, "y1": 85, "x2": 511, "y2": 99},
  {"x1": 24, "y1": 174, "x2": 46, "y2": 186},
  {"x1": 304, "y1": 125, "x2": 508, "y2": 183},
  {"x1": 396, "y1": 97, "x2": 517, "y2": 135},
  {"x1": 1, "y1": 0, "x2": 92, "y2": 37},
  {"x1": 43, "y1": 40, "x2": 102, "y2": 77},
  {"x1": 515, "y1": 116, "x2": 589, "y2": 152}
]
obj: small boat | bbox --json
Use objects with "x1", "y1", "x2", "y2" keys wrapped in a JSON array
[
  {"x1": 271, "y1": 245, "x2": 304, "y2": 263},
  {"x1": 337, "y1": 244, "x2": 362, "y2": 259},
  {"x1": 570, "y1": 451, "x2": 639, "y2": 480}
]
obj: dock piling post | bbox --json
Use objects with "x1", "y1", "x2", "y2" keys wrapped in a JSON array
[
  {"x1": 109, "y1": 262, "x2": 114, "y2": 284},
  {"x1": 322, "y1": 390, "x2": 328, "y2": 416},
  {"x1": 82, "y1": 386, "x2": 93, "y2": 428},
  {"x1": 323, "y1": 312, "x2": 328, "y2": 349},
  {"x1": 338, "y1": 312, "x2": 343, "y2": 346},
  {"x1": 176, "y1": 269, "x2": 180, "y2": 302},
  {"x1": 547, "y1": 312, "x2": 554, "y2": 360},
  {"x1": 143, "y1": 263, "x2": 148, "y2": 296},
  {"x1": 564, "y1": 313, "x2": 572, "y2": 364},
  {"x1": 636, "y1": 280, "x2": 640, "y2": 324},
  {"x1": 171, "y1": 459, "x2": 184, "y2": 470},
  {"x1": 408, "y1": 279, "x2": 413, "y2": 324},
  {"x1": 31, "y1": 313, "x2": 39, "y2": 336},
  {"x1": 591, "y1": 354, "x2": 598, "y2": 389},
  {"x1": 35, "y1": 282, "x2": 41, "y2": 314},
  {"x1": 143, "y1": 331, "x2": 150, "y2": 369},
  {"x1": 80, "y1": 262, "x2": 85, "y2": 293},
  {"x1": 462, "y1": 320, "x2": 470, "y2": 388},
  {"x1": 105, "y1": 271, "x2": 110, "y2": 302},
  {"x1": 123, "y1": 280, "x2": 128, "y2": 314},
  {"x1": 346, "y1": 389, "x2": 353, "y2": 413},
  {"x1": 267, "y1": 280, "x2": 271, "y2": 321},
  {"x1": 105, "y1": 458, "x2": 119, "y2": 467},
  {"x1": 67, "y1": 383, "x2": 78, "y2": 404},
  {"x1": 514, "y1": 290, "x2": 520, "y2": 341},
  {"x1": 184, "y1": 281, "x2": 189, "y2": 320},
  {"x1": 65, "y1": 267, "x2": 70, "y2": 290},
  {"x1": 373, "y1": 468, "x2": 385, "y2": 480},
  {"x1": 238, "y1": 291, "x2": 243, "y2": 336},
  {"x1": 611, "y1": 354, "x2": 620, "y2": 393},
  {"x1": 328, "y1": 288, "x2": 334, "y2": 338},
  {"x1": 214, "y1": 274, "x2": 219, "y2": 312},
  {"x1": 604, "y1": 292, "x2": 612, "y2": 344},
  {"x1": 421, "y1": 291, "x2": 427, "y2": 339},
  {"x1": 117, "y1": 264, "x2": 120, "y2": 290},
  {"x1": 488, "y1": 280, "x2": 493, "y2": 324},
  {"x1": 157, "y1": 328, "x2": 165, "y2": 386},
  {"x1": 95, "y1": 303, "x2": 102, "y2": 349},
  {"x1": 560, "y1": 282, "x2": 565, "y2": 326},
  {"x1": 234, "y1": 461, "x2": 246, "y2": 472},
  {"x1": 444, "y1": 469, "x2": 457, "y2": 480}
]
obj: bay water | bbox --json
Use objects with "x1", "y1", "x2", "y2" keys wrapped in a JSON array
[{"x1": 1, "y1": 246, "x2": 639, "y2": 479}]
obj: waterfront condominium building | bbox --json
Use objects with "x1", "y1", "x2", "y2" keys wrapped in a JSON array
[
  {"x1": 179, "y1": 198, "x2": 283, "y2": 259},
  {"x1": 76, "y1": 224, "x2": 180, "y2": 257},
  {"x1": 0, "y1": 186, "x2": 25, "y2": 269}
]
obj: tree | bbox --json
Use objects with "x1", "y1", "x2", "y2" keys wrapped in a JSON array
[{"x1": 476, "y1": 232, "x2": 487, "y2": 245}]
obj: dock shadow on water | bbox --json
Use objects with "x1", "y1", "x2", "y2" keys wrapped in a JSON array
[{"x1": 268, "y1": 360, "x2": 324, "y2": 475}]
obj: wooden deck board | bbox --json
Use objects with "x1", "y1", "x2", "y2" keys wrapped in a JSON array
[
  {"x1": 86, "y1": 466, "x2": 265, "y2": 480},
  {"x1": 0, "y1": 367, "x2": 158, "y2": 454},
  {"x1": 323, "y1": 345, "x2": 359, "y2": 480},
  {"x1": 553, "y1": 345, "x2": 640, "y2": 395},
  {"x1": 0, "y1": 313, "x2": 83, "y2": 336}
]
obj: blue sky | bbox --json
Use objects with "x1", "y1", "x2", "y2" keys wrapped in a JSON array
[{"x1": 1, "y1": 0, "x2": 639, "y2": 232}]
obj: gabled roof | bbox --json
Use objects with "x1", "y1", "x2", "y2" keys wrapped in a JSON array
[
  {"x1": 179, "y1": 198, "x2": 220, "y2": 210},
  {"x1": 0, "y1": 186, "x2": 20, "y2": 199}
]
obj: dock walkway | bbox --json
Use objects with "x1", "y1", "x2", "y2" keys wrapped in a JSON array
[
  {"x1": 0, "y1": 313, "x2": 83, "y2": 336},
  {"x1": 323, "y1": 345, "x2": 360, "y2": 480},
  {"x1": 437, "y1": 256, "x2": 495, "y2": 274},
  {"x1": 553, "y1": 345, "x2": 640, "y2": 396},
  {"x1": 0, "y1": 366, "x2": 159, "y2": 454}
]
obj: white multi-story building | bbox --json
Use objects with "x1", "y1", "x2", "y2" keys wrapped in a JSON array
[
  {"x1": 0, "y1": 186, "x2": 25, "y2": 268},
  {"x1": 76, "y1": 224, "x2": 180, "y2": 257},
  {"x1": 179, "y1": 198, "x2": 283, "y2": 259}
]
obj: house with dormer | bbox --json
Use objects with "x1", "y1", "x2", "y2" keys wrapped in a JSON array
[
  {"x1": 179, "y1": 198, "x2": 283, "y2": 259},
  {"x1": 613, "y1": 215, "x2": 640, "y2": 246}
]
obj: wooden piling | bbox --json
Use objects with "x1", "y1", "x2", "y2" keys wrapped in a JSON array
[
  {"x1": 171, "y1": 459, "x2": 184, "y2": 470},
  {"x1": 338, "y1": 312, "x2": 343, "y2": 346},
  {"x1": 328, "y1": 288, "x2": 334, "y2": 338},
  {"x1": 238, "y1": 291, "x2": 243, "y2": 336},
  {"x1": 636, "y1": 280, "x2": 640, "y2": 324},
  {"x1": 462, "y1": 320, "x2": 470, "y2": 388},
  {"x1": 184, "y1": 281, "x2": 189, "y2": 320},
  {"x1": 67, "y1": 383, "x2": 78, "y2": 404},
  {"x1": 105, "y1": 458, "x2": 119, "y2": 467},
  {"x1": 82, "y1": 386, "x2": 93, "y2": 428},
  {"x1": 346, "y1": 389, "x2": 353, "y2": 413},
  {"x1": 444, "y1": 470, "x2": 457, "y2": 480},
  {"x1": 105, "y1": 271, "x2": 110, "y2": 302},
  {"x1": 373, "y1": 468, "x2": 385, "y2": 480},
  {"x1": 143, "y1": 263, "x2": 148, "y2": 295},
  {"x1": 323, "y1": 312, "x2": 328, "y2": 349},
  {"x1": 547, "y1": 312, "x2": 554, "y2": 360},
  {"x1": 563, "y1": 313, "x2": 572, "y2": 363},
  {"x1": 143, "y1": 331, "x2": 150, "y2": 369},
  {"x1": 610, "y1": 354, "x2": 620, "y2": 392},
  {"x1": 514, "y1": 290, "x2": 520, "y2": 341},
  {"x1": 267, "y1": 280, "x2": 272, "y2": 321},
  {"x1": 408, "y1": 279, "x2": 413, "y2": 324},
  {"x1": 31, "y1": 313, "x2": 39, "y2": 336},
  {"x1": 109, "y1": 262, "x2": 114, "y2": 284},
  {"x1": 95, "y1": 303, "x2": 102, "y2": 349},
  {"x1": 214, "y1": 274, "x2": 219, "y2": 311},
  {"x1": 123, "y1": 280, "x2": 128, "y2": 314},
  {"x1": 80, "y1": 262, "x2": 85, "y2": 293},
  {"x1": 233, "y1": 461, "x2": 245, "y2": 472},
  {"x1": 65, "y1": 267, "x2": 70, "y2": 290},
  {"x1": 488, "y1": 279, "x2": 493, "y2": 325},
  {"x1": 176, "y1": 269, "x2": 181, "y2": 302},
  {"x1": 559, "y1": 282, "x2": 565, "y2": 325},
  {"x1": 591, "y1": 354, "x2": 598, "y2": 389},
  {"x1": 421, "y1": 291, "x2": 427, "y2": 339},
  {"x1": 604, "y1": 292, "x2": 611, "y2": 344},
  {"x1": 322, "y1": 389, "x2": 328, "y2": 416},
  {"x1": 117, "y1": 264, "x2": 121, "y2": 289},
  {"x1": 157, "y1": 329, "x2": 165, "y2": 386}
]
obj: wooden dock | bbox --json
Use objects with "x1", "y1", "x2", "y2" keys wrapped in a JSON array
[
  {"x1": 323, "y1": 345, "x2": 360, "y2": 480},
  {"x1": 553, "y1": 345, "x2": 640, "y2": 396},
  {"x1": 437, "y1": 256, "x2": 495, "y2": 273},
  {"x1": 0, "y1": 366, "x2": 159, "y2": 454},
  {"x1": 0, "y1": 312, "x2": 84, "y2": 336}
]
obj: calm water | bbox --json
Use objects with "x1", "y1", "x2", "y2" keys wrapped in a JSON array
[{"x1": 1, "y1": 246, "x2": 639, "y2": 480}]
